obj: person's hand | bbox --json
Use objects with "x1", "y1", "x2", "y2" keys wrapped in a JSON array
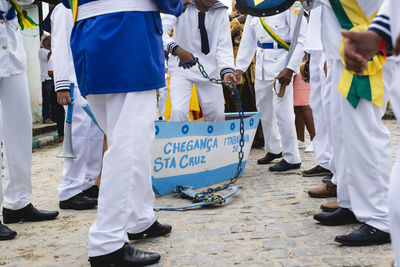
[
  {"x1": 394, "y1": 34, "x2": 400, "y2": 56},
  {"x1": 342, "y1": 30, "x2": 381, "y2": 74},
  {"x1": 57, "y1": 91, "x2": 72, "y2": 105},
  {"x1": 234, "y1": 69, "x2": 243, "y2": 85},
  {"x1": 274, "y1": 68, "x2": 293, "y2": 92},
  {"x1": 222, "y1": 73, "x2": 238, "y2": 95},
  {"x1": 175, "y1": 47, "x2": 195, "y2": 69}
]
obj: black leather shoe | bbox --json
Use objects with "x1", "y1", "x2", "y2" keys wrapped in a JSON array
[
  {"x1": 128, "y1": 220, "x2": 172, "y2": 240},
  {"x1": 3, "y1": 204, "x2": 59, "y2": 224},
  {"x1": 302, "y1": 165, "x2": 332, "y2": 177},
  {"x1": 89, "y1": 243, "x2": 160, "y2": 267},
  {"x1": 335, "y1": 224, "x2": 391, "y2": 246},
  {"x1": 60, "y1": 193, "x2": 97, "y2": 210},
  {"x1": 257, "y1": 152, "x2": 282, "y2": 165},
  {"x1": 269, "y1": 159, "x2": 300, "y2": 172},
  {"x1": 0, "y1": 221, "x2": 17, "y2": 240},
  {"x1": 314, "y1": 208, "x2": 359, "y2": 226},
  {"x1": 83, "y1": 185, "x2": 99, "y2": 199}
]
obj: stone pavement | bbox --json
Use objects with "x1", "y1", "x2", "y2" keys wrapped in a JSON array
[{"x1": 0, "y1": 120, "x2": 398, "y2": 267}]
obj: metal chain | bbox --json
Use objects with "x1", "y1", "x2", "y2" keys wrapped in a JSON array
[{"x1": 178, "y1": 58, "x2": 245, "y2": 204}]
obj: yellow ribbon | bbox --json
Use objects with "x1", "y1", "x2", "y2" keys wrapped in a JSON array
[{"x1": 9, "y1": 0, "x2": 36, "y2": 30}]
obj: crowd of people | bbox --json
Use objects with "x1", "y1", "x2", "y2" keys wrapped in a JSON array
[{"x1": 0, "y1": 0, "x2": 400, "y2": 266}]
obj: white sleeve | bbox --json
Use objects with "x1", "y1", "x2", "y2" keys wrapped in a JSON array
[
  {"x1": 235, "y1": 15, "x2": 257, "y2": 73},
  {"x1": 217, "y1": 11, "x2": 235, "y2": 77},
  {"x1": 369, "y1": 0, "x2": 392, "y2": 45},
  {"x1": 161, "y1": 14, "x2": 178, "y2": 54},
  {"x1": 51, "y1": 5, "x2": 74, "y2": 92},
  {"x1": 38, "y1": 48, "x2": 49, "y2": 61},
  {"x1": 287, "y1": 11, "x2": 307, "y2": 74}
]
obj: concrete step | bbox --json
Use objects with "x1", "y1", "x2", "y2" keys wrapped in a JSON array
[
  {"x1": 33, "y1": 122, "x2": 57, "y2": 137},
  {"x1": 32, "y1": 131, "x2": 60, "y2": 149}
]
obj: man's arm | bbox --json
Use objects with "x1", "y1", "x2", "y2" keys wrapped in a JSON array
[
  {"x1": 275, "y1": 9, "x2": 307, "y2": 90},
  {"x1": 216, "y1": 11, "x2": 236, "y2": 83},
  {"x1": 286, "y1": 9, "x2": 307, "y2": 74},
  {"x1": 235, "y1": 15, "x2": 257, "y2": 82},
  {"x1": 39, "y1": 48, "x2": 51, "y2": 61},
  {"x1": 161, "y1": 13, "x2": 195, "y2": 69},
  {"x1": 51, "y1": 4, "x2": 74, "y2": 105},
  {"x1": 161, "y1": 14, "x2": 178, "y2": 55}
]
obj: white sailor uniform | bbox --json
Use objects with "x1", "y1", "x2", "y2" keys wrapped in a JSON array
[
  {"x1": 370, "y1": 0, "x2": 400, "y2": 263},
  {"x1": 319, "y1": 0, "x2": 392, "y2": 233},
  {"x1": 0, "y1": 0, "x2": 34, "y2": 211},
  {"x1": 161, "y1": 1, "x2": 235, "y2": 122},
  {"x1": 50, "y1": 4, "x2": 104, "y2": 202},
  {"x1": 236, "y1": 8, "x2": 306, "y2": 164},
  {"x1": 62, "y1": 0, "x2": 183, "y2": 257}
]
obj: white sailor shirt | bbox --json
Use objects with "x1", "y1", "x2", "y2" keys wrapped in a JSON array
[
  {"x1": 0, "y1": 0, "x2": 34, "y2": 78},
  {"x1": 235, "y1": 8, "x2": 307, "y2": 81},
  {"x1": 162, "y1": 1, "x2": 235, "y2": 81}
]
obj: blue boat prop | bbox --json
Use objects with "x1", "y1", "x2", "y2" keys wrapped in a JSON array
[
  {"x1": 82, "y1": 57, "x2": 261, "y2": 210},
  {"x1": 151, "y1": 112, "x2": 261, "y2": 195}
]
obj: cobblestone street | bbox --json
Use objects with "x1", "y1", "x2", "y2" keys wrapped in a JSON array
[{"x1": 0, "y1": 120, "x2": 398, "y2": 267}]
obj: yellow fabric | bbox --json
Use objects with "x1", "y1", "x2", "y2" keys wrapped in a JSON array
[
  {"x1": 9, "y1": 0, "x2": 35, "y2": 29},
  {"x1": 71, "y1": 0, "x2": 78, "y2": 24},
  {"x1": 164, "y1": 76, "x2": 202, "y2": 121},
  {"x1": 338, "y1": 1, "x2": 384, "y2": 108}
]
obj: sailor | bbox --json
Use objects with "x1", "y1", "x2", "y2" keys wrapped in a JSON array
[
  {"x1": 235, "y1": 3, "x2": 306, "y2": 172},
  {"x1": 304, "y1": 0, "x2": 393, "y2": 246},
  {"x1": 0, "y1": 0, "x2": 59, "y2": 241},
  {"x1": 161, "y1": 0, "x2": 237, "y2": 122},
  {"x1": 341, "y1": 0, "x2": 400, "y2": 259},
  {"x1": 49, "y1": 3, "x2": 103, "y2": 210},
  {"x1": 61, "y1": 0, "x2": 183, "y2": 265}
]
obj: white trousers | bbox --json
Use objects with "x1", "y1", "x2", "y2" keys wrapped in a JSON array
[
  {"x1": 388, "y1": 60, "x2": 400, "y2": 265},
  {"x1": 254, "y1": 78, "x2": 300, "y2": 164},
  {"x1": 86, "y1": 90, "x2": 156, "y2": 257},
  {"x1": 58, "y1": 86, "x2": 104, "y2": 201},
  {"x1": 169, "y1": 75, "x2": 225, "y2": 122},
  {"x1": 328, "y1": 59, "x2": 392, "y2": 233},
  {"x1": 0, "y1": 73, "x2": 32, "y2": 210},
  {"x1": 309, "y1": 51, "x2": 332, "y2": 170},
  {"x1": 157, "y1": 87, "x2": 168, "y2": 119}
]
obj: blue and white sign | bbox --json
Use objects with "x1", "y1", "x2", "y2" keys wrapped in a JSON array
[{"x1": 152, "y1": 112, "x2": 261, "y2": 195}]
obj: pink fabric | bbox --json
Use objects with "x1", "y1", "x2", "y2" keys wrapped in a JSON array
[{"x1": 293, "y1": 75, "x2": 310, "y2": 106}]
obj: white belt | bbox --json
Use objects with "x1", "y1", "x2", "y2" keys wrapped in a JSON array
[{"x1": 77, "y1": 0, "x2": 158, "y2": 21}]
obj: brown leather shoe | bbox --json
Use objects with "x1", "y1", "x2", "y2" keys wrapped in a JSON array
[
  {"x1": 308, "y1": 181, "x2": 337, "y2": 198},
  {"x1": 321, "y1": 199, "x2": 339, "y2": 212}
]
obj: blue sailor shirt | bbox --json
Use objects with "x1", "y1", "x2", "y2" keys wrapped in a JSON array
[{"x1": 60, "y1": 0, "x2": 183, "y2": 96}]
